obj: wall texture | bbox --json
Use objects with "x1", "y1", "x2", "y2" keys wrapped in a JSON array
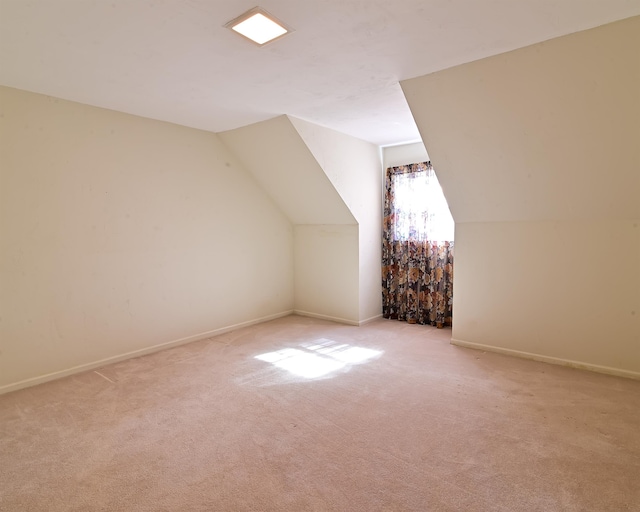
[
  {"x1": 218, "y1": 116, "x2": 355, "y2": 225},
  {"x1": 293, "y1": 224, "x2": 359, "y2": 324},
  {"x1": 0, "y1": 86, "x2": 294, "y2": 391},
  {"x1": 290, "y1": 117, "x2": 383, "y2": 323},
  {"x1": 220, "y1": 116, "x2": 382, "y2": 325},
  {"x1": 402, "y1": 17, "x2": 640, "y2": 376}
]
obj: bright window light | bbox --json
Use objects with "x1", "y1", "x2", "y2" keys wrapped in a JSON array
[
  {"x1": 329, "y1": 347, "x2": 382, "y2": 364},
  {"x1": 302, "y1": 339, "x2": 382, "y2": 364},
  {"x1": 392, "y1": 170, "x2": 455, "y2": 242},
  {"x1": 256, "y1": 349, "x2": 346, "y2": 379},
  {"x1": 255, "y1": 339, "x2": 383, "y2": 380},
  {"x1": 255, "y1": 348, "x2": 300, "y2": 364},
  {"x1": 227, "y1": 8, "x2": 289, "y2": 46}
]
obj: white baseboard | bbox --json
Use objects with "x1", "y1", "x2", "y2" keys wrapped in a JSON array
[
  {"x1": 293, "y1": 310, "x2": 359, "y2": 326},
  {"x1": 0, "y1": 310, "x2": 294, "y2": 395},
  {"x1": 451, "y1": 338, "x2": 640, "y2": 381},
  {"x1": 359, "y1": 314, "x2": 383, "y2": 326}
]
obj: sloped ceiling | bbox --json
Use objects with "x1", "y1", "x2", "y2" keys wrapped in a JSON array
[
  {"x1": 402, "y1": 16, "x2": 640, "y2": 224},
  {"x1": 218, "y1": 116, "x2": 356, "y2": 225},
  {"x1": 288, "y1": 116, "x2": 380, "y2": 225},
  {"x1": 1, "y1": 1, "x2": 640, "y2": 146}
]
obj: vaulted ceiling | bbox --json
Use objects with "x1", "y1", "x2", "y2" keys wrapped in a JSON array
[{"x1": 1, "y1": 1, "x2": 639, "y2": 146}]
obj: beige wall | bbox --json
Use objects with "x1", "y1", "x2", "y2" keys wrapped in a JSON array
[
  {"x1": 218, "y1": 116, "x2": 355, "y2": 225},
  {"x1": 293, "y1": 225, "x2": 359, "y2": 324},
  {"x1": 454, "y1": 221, "x2": 640, "y2": 374},
  {"x1": 218, "y1": 117, "x2": 360, "y2": 324},
  {"x1": 403, "y1": 17, "x2": 639, "y2": 224},
  {"x1": 402, "y1": 17, "x2": 640, "y2": 376},
  {"x1": 220, "y1": 116, "x2": 383, "y2": 325},
  {"x1": 0, "y1": 86, "x2": 294, "y2": 391},
  {"x1": 290, "y1": 117, "x2": 383, "y2": 322}
]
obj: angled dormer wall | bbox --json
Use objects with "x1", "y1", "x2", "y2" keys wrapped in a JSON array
[
  {"x1": 401, "y1": 16, "x2": 640, "y2": 376},
  {"x1": 218, "y1": 116, "x2": 358, "y2": 324},
  {"x1": 219, "y1": 116, "x2": 382, "y2": 325},
  {"x1": 217, "y1": 116, "x2": 356, "y2": 225},
  {"x1": 288, "y1": 117, "x2": 382, "y2": 323}
]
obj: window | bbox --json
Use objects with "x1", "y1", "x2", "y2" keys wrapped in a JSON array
[
  {"x1": 382, "y1": 161, "x2": 454, "y2": 327},
  {"x1": 391, "y1": 165, "x2": 454, "y2": 242}
]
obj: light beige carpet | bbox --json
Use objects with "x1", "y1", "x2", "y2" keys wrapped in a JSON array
[{"x1": 1, "y1": 315, "x2": 639, "y2": 511}]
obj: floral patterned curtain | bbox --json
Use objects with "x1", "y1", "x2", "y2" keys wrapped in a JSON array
[{"x1": 382, "y1": 162, "x2": 454, "y2": 328}]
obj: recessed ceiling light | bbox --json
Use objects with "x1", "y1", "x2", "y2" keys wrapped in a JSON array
[{"x1": 225, "y1": 7, "x2": 292, "y2": 46}]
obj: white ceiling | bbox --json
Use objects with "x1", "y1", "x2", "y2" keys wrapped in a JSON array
[{"x1": 1, "y1": 0, "x2": 639, "y2": 146}]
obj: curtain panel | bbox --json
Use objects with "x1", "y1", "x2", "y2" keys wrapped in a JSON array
[{"x1": 382, "y1": 162, "x2": 454, "y2": 328}]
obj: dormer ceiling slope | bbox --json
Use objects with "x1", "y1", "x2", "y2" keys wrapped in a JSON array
[
  {"x1": 218, "y1": 116, "x2": 356, "y2": 225},
  {"x1": 402, "y1": 17, "x2": 640, "y2": 224}
]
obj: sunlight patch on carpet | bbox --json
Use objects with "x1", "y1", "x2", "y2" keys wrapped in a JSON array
[{"x1": 255, "y1": 338, "x2": 382, "y2": 379}]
